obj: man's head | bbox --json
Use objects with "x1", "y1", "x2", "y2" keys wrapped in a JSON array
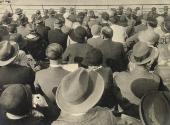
[
  {"x1": 91, "y1": 24, "x2": 102, "y2": 36},
  {"x1": 101, "y1": 26, "x2": 113, "y2": 39},
  {"x1": 54, "y1": 18, "x2": 63, "y2": 29},
  {"x1": 147, "y1": 17, "x2": 158, "y2": 28},
  {"x1": 59, "y1": 7, "x2": 66, "y2": 14},
  {"x1": 0, "y1": 84, "x2": 32, "y2": 116},
  {"x1": 15, "y1": 8, "x2": 23, "y2": 16},
  {"x1": 117, "y1": 5, "x2": 124, "y2": 15},
  {"x1": 151, "y1": 7, "x2": 157, "y2": 14},
  {"x1": 46, "y1": 43, "x2": 63, "y2": 60},
  {"x1": 101, "y1": 12, "x2": 110, "y2": 21},
  {"x1": 126, "y1": 7, "x2": 132, "y2": 16}
]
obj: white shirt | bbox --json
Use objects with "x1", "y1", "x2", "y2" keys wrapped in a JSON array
[{"x1": 111, "y1": 24, "x2": 127, "y2": 43}]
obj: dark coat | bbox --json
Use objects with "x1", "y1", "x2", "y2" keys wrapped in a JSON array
[
  {"x1": 0, "y1": 64, "x2": 35, "y2": 93},
  {"x1": 48, "y1": 29, "x2": 68, "y2": 51},
  {"x1": 62, "y1": 43, "x2": 94, "y2": 64},
  {"x1": 36, "y1": 24, "x2": 50, "y2": 41},
  {"x1": 89, "y1": 39, "x2": 128, "y2": 72}
]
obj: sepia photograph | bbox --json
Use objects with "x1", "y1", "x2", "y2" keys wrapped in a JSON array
[{"x1": 0, "y1": 0, "x2": 170, "y2": 125}]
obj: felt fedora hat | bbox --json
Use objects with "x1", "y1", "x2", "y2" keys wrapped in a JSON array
[
  {"x1": 0, "y1": 84, "x2": 32, "y2": 116},
  {"x1": 56, "y1": 68, "x2": 104, "y2": 114},
  {"x1": 131, "y1": 78, "x2": 160, "y2": 99},
  {"x1": 15, "y1": 8, "x2": 23, "y2": 15},
  {"x1": 140, "y1": 91, "x2": 170, "y2": 125},
  {"x1": 0, "y1": 41, "x2": 19, "y2": 66},
  {"x1": 130, "y1": 42, "x2": 158, "y2": 65}
]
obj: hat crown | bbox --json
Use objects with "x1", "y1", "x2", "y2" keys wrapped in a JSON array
[
  {"x1": 61, "y1": 68, "x2": 91, "y2": 104},
  {"x1": 0, "y1": 41, "x2": 13, "y2": 61},
  {"x1": 133, "y1": 42, "x2": 151, "y2": 58}
]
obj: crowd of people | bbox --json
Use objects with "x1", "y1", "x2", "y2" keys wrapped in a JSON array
[{"x1": 0, "y1": 5, "x2": 170, "y2": 125}]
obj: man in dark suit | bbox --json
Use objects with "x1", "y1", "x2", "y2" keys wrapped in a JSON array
[
  {"x1": 0, "y1": 41, "x2": 35, "y2": 93},
  {"x1": 89, "y1": 26, "x2": 128, "y2": 72},
  {"x1": 62, "y1": 26, "x2": 94, "y2": 64},
  {"x1": 48, "y1": 18, "x2": 68, "y2": 51}
]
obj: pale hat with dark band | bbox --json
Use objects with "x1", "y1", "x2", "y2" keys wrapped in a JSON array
[
  {"x1": 0, "y1": 41, "x2": 19, "y2": 66},
  {"x1": 56, "y1": 68, "x2": 104, "y2": 114}
]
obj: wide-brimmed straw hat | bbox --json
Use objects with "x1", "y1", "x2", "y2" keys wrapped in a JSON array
[
  {"x1": 130, "y1": 42, "x2": 158, "y2": 65},
  {"x1": 140, "y1": 91, "x2": 170, "y2": 125},
  {"x1": 56, "y1": 68, "x2": 104, "y2": 114},
  {"x1": 0, "y1": 41, "x2": 19, "y2": 66}
]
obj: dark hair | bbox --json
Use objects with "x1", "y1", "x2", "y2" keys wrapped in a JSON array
[
  {"x1": 83, "y1": 48, "x2": 103, "y2": 66},
  {"x1": 101, "y1": 26, "x2": 113, "y2": 38},
  {"x1": 76, "y1": 12, "x2": 85, "y2": 24},
  {"x1": 147, "y1": 17, "x2": 157, "y2": 28},
  {"x1": 46, "y1": 43, "x2": 63, "y2": 60},
  {"x1": 101, "y1": 12, "x2": 110, "y2": 21}
]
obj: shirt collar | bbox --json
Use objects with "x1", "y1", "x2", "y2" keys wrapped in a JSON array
[
  {"x1": 50, "y1": 64, "x2": 62, "y2": 68},
  {"x1": 6, "y1": 112, "x2": 28, "y2": 120},
  {"x1": 92, "y1": 35, "x2": 100, "y2": 38}
]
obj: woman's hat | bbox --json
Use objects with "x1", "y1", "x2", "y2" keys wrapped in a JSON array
[
  {"x1": 0, "y1": 41, "x2": 19, "y2": 66},
  {"x1": 130, "y1": 42, "x2": 158, "y2": 65},
  {"x1": 140, "y1": 91, "x2": 170, "y2": 125},
  {"x1": 56, "y1": 68, "x2": 104, "y2": 114}
]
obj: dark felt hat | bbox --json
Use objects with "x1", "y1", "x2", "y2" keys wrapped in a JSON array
[
  {"x1": 15, "y1": 8, "x2": 23, "y2": 15},
  {"x1": 56, "y1": 68, "x2": 104, "y2": 114},
  {"x1": 140, "y1": 91, "x2": 170, "y2": 125},
  {"x1": 131, "y1": 78, "x2": 160, "y2": 99},
  {"x1": 0, "y1": 41, "x2": 19, "y2": 66},
  {"x1": 49, "y1": 8, "x2": 56, "y2": 15},
  {"x1": 69, "y1": 26, "x2": 87, "y2": 43},
  {"x1": 0, "y1": 84, "x2": 32, "y2": 116},
  {"x1": 130, "y1": 42, "x2": 158, "y2": 65}
]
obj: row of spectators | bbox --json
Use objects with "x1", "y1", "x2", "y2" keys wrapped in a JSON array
[{"x1": 0, "y1": 5, "x2": 170, "y2": 125}]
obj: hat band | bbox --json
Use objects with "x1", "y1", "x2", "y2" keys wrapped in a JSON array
[
  {"x1": 0, "y1": 47, "x2": 15, "y2": 61},
  {"x1": 65, "y1": 78, "x2": 93, "y2": 105},
  {"x1": 134, "y1": 49, "x2": 152, "y2": 62}
]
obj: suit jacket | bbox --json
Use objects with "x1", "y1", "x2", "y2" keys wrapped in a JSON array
[
  {"x1": 45, "y1": 17, "x2": 56, "y2": 30},
  {"x1": 87, "y1": 37, "x2": 104, "y2": 48},
  {"x1": 90, "y1": 39, "x2": 128, "y2": 72},
  {"x1": 48, "y1": 29, "x2": 68, "y2": 51},
  {"x1": 115, "y1": 67, "x2": 162, "y2": 105},
  {"x1": 62, "y1": 43, "x2": 94, "y2": 64},
  {"x1": 34, "y1": 66, "x2": 70, "y2": 103},
  {"x1": 52, "y1": 106, "x2": 116, "y2": 125},
  {"x1": 0, "y1": 64, "x2": 35, "y2": 92}
]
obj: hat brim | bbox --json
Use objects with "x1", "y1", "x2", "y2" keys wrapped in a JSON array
[
  {"x1": 56, "y1": 71, "x2": 104, "y2": 114},
  {"x1": 0, "y1": 42, "x2": 19, "y2": 66},
  {"x1": 129, "y1": 46, "x2": 158, "y2": 65},
  {"x1": 139, "y1": 91, "x2": 170, "y2": 125}
]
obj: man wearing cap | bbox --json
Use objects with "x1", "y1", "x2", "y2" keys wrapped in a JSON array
[
  {"x1": 48, "y1": 18, "x2": 68, "y2": 51},
  {"x1": 0, "y1": 84, "x2": 49, "y2": 125},
  {"x1": 62, "y1": 26, "x2": 94, "y2": 64},
  {"x1": 15, "y1": 8, "x2": 28, "y2": 26},
  {"x1": 45, "y1": 8, "x2": 56, "y2": 30},
  {"x1": 115, "y1": 42, "x2": 167, "y2": 106},
  {"x1": 147, "y1": 7, "x2": 159, "y2": 19},
  {"x1": 52, "y1": 68, "x2": 117, "y2": 125},
  {"x1": 0, "y1": 41, "x2": 35, "y2": 92},
  {"x1": 56, "y1": 7, "x2": 66, "y2": 19},
  {"x1": 90, "y1": 26, "x2": 128, "y2": 72}
]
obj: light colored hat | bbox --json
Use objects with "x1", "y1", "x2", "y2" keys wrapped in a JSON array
[
  {"x1": 0, "y1": 41, "x2": 19, "y2": 66},
  {"x1": 56, "y1": 68, "x2": 104, "y2": 114},
  {"x1": 130, "y1": 42, "x2": 158, "y2": 65}
]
